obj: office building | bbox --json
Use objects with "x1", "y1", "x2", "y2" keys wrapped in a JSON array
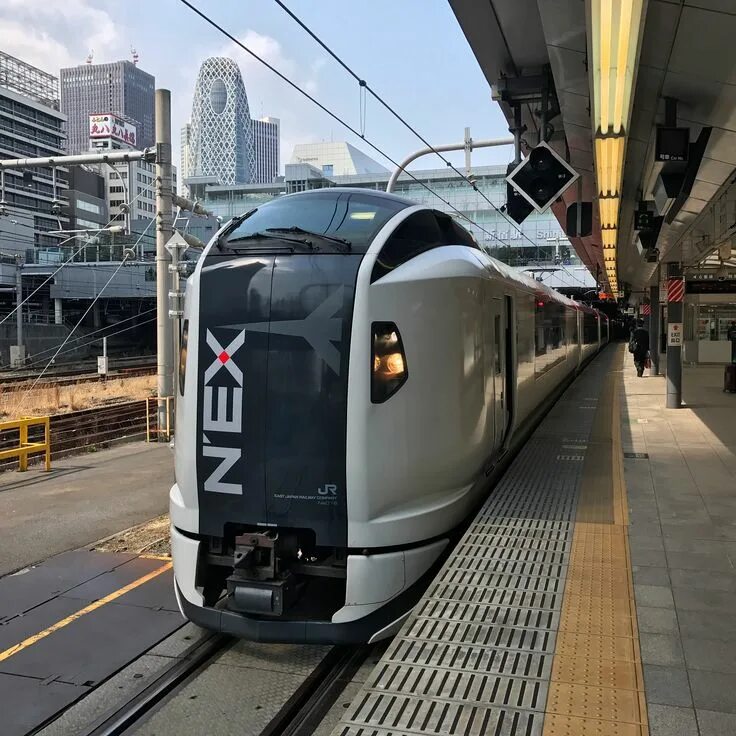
[
  {"x1": 251, "y1": 116, "x2": 280, "y2": 183},
  {"x1": 192, "y1": 151, "x2": 575, "y2": 268},
  {"x1": 60, "y1": 60, "x2": 155, "y2": 155},
  {"x1": 289, "y1": 141, "x2": 389, "y2": 177},
  {"x1": 0, "y1": 51, "x2": 68, "y2": 255},
  {"x1": 187, "y1": 57, "x2": 256, "y2": 186}
]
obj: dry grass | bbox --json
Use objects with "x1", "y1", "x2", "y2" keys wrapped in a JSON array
[
  {"x1": 0, "y1": 375, "x2": 156, "y2": 421},
  {"x1": 91, "y1": 514, "x2": 171, "y2": 556}
]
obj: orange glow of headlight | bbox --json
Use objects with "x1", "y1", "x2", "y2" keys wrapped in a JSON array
[{"x1": 384, "y1": 352, "x2": 405, "y2": 375}]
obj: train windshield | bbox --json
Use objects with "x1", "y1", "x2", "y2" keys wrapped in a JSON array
[{"x1": 219, "y1": 191, "x2": 408, "y2": 253}]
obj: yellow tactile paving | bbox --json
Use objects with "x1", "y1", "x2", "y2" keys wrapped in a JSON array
[
  {"x1": 551, "y1": 656, "x2": 640, "y2": 690},
  {"x1": 543, "y1": 350, "x2": 649, "y2": 736}
]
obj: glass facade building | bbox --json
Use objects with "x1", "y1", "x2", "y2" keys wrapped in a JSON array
[
  {"x1": 193, "y1": 159, "x2": 577, "y2": 268},
  {"x1": 0, "y1": 62, "x2": 69, "y2": 252},
  {"x1": 290, "y1": 141, "x2": 389, "y2": 176},
  {"x1": 187, "y1": 57, "x2": 256, "y2": 186},
  {"x1": 59, "y1": 61, "x2": 155, "y2": 155},
  {"x1": 251, "y1": 117, "x2": 280, "y2": 183}
]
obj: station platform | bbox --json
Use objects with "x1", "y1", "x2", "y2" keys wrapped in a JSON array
[
  {"x1": 0, "y1": 441, "x2": 175, "y2": 736},
  {"x1": 332, "y1": 345, "x2": 736, "y2": 736},
  {"x1": 0, "y1": 548, "x2": 180, "y2": 736},
  {"x1": 0, "y1": 441, "x2": 171, "y2": 576}
]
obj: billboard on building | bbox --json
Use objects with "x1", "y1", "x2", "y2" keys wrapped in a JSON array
[{"x1": 88, "y1": 113, "x2": 137, "y2": 147}]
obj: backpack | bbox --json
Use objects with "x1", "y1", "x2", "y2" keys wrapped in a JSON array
[{"x1": 628, "y1": 336, "x2": 638, "y2": 353}]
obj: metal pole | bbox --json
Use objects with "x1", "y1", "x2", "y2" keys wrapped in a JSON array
[
  {"x1": 386, "y1": 136, "x2": 514, "y2": 192},
  {"x1": 15, "y1": 256, "x2": 23, "y2": 355},
  {"x1": 0, "y1": 149, "x2": 154, "y2": 170},
  {"x1": 649, "y1": 281, "x2": 660, "y2": 375},
  {"x1": 665, "y1": 263, "x2": 683, "y2": 408},
  {"x1": 155, "y1": 89, "x2": 174, "y2": 436},
  {"x1": 464, "y1": 127, "x2": 472, "y2": 177}
]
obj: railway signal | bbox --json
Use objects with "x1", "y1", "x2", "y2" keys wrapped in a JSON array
[{"x1": 506, "y1": 142, "x2": 579, "y2": 213}]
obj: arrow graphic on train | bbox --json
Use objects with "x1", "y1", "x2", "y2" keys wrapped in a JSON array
[{"x1": 221, "y1": 286, "x2": 344, "y2": 375}]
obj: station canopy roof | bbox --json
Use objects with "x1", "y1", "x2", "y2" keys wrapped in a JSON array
[{"x1": 450, "y1": 0, "x2": 736, "y2": 298}]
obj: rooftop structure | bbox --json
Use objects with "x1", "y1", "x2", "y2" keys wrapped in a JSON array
[
  {"x1": 0, "y1": 51, "x2": 59, "y2": 110},
  {"x1": 289, "y1": 141, "x2": 389, "y2": 176}
]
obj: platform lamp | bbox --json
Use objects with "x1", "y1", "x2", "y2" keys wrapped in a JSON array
[{"x1": 589, "y1": 0, "x2": 646, "y2": 299}]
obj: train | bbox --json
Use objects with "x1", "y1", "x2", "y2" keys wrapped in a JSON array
[{"x1": 170, "y1": 188, "x2": 609, "y2": 644}]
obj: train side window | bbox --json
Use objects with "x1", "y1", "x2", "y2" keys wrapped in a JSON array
[
  {"x1": 494, "y1": 314, "x2": 502, "y2": 374},
  {"x1": 371, "y1": 210, "x2": 443, "y2": 282},
  {"x1": 436, "y1": 212, "x2": 479, "y2": 249}
]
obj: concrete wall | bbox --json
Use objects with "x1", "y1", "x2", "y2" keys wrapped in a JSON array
[{"x1": 0, "y1": 323, "x2": 92, "y2": 369}]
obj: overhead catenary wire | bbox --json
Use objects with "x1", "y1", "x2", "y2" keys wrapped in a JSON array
[
  {"x1": 178, "y1": 0, "x2": 515, "y2": 248},
  {"x1": 179, "y1": 0, "x2": 592, "y2": 292},
  {"x1": 270, "y1": 0, "x2": 590, "y2": 286},
  {"x1": 11, "y1": 253, "x2": 136, "y2": 414},
  {"x1": 1, "y1": 188, "x2": 158, "y2": 327},
  {"x1": 1, "y1": 307, "x2": 158, "y2": 372},
  {"x1": 4, "y1": 315, "x2": 157, "y2": 373}
]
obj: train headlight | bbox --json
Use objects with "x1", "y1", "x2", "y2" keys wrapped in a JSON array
[
  {"x1": 179, "y1": 319, "x2": 188, "y2": 395},
  {"x1": 371, "y1": 322, "x2": 408, "y2": 403}
]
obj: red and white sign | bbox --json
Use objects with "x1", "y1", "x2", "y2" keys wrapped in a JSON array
[
  {"x1": 668, "y1": 323, "x2": 683, "y2": 347},
  {"x1": 641, "y1": 304, "x2": 651, "y2": 316},
  {"x1": 89, "y1": 113, "x2": 137, "y2": 147},
  {"x1": 667, "y1": 277, "x2": 685, "y2": 303}
]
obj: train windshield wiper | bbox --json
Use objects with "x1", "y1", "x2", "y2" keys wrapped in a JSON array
[
  {"x1": 265, "y1": 227, "x2": 352, "y2": 251},
  {"x1": 220, "y1": 231, "x2": 315, "y2": 252}
]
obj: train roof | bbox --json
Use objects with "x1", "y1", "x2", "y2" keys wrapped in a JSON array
[{"x1": 271, "y1": 187, "x2": 416, "y2": 207}]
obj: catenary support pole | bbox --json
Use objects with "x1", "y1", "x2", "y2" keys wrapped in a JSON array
[
  {"x1": 155, "y1": 89, "x2": 174, "y2": 437},
  {"x1": 386, "y1": 136, "x2": 513, "y2": 192},
  {"x1": 15, "y1": 257, "x2": 23, "y2": 357},
  {"x1": 665, "y1": 263, "x2": 683, "y2": 408},
  {"x1": 649, "y1": 281, "x2": 660, "y2": 375}
]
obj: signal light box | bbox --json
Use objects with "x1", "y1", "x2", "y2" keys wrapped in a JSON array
[{"x1": 506, "y1": 142, "x2": 579, "y2": 214}]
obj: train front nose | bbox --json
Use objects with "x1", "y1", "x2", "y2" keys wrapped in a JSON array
[{"x1": 194, "y1": 252, "x2": 359, "y2": 616}]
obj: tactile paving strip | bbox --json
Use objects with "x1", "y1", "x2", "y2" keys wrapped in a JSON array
[{"x1": 333, "y1": 356, "x2": 614, "y2": 736}]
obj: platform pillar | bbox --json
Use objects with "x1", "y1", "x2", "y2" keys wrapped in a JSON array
[
  {"x1": 649, "y1": 283, "x2": 660, "y2": 375},
  {"x1": 54, "y1": 298, "x2": 63, "y2": 325},
  {"x1": 665, "y1": 263, "x2": 683, "y2": 408}
]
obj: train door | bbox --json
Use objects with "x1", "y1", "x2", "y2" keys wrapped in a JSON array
[
  {"x1": 491, "y1": 298, "x2": 507, "y2": 447},
  {"x1": 504, "y1": 295, "x2": 514, "y2": 440}
]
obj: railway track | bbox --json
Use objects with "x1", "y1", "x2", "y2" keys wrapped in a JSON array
[
  {"x1": 0, "y1": 358, "x2": 156, "y2": 387},
  {"x1": 0, "y1": 366, "x2": 155, "y2": 387},
  {"x1": 69, "y1": 635, "x2": 370, "y2": 736}
]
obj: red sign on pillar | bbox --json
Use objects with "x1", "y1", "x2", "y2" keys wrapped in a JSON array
[{"x1": 667, "y1": 277, "x2": 685, "y2": 302}]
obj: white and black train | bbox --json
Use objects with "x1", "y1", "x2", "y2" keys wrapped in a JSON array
[{"x1": 171, "y1": 188, "x2": 608, "y2": 644}]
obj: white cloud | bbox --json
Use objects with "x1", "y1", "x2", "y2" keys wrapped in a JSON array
[{"x1": 0, "y1": 0, "x2": 123, "y2": 73}]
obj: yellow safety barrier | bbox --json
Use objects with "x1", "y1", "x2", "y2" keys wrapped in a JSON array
[
  {"x1": 0, "y1": 416, "x2": 51, "y2": 472},
  {"x1": 146, "y1": 397, "x2": 174, "y2": 442}
]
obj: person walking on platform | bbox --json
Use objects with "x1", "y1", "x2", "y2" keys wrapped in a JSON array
[
  {"x1": 629, "y1": 320, "x2": 650, "y2": 377},
  {"x1": 727, "y1": 320, "x2": 736, "y2": 363}
]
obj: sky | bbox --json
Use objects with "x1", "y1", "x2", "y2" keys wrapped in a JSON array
[{"x1": 0, "y1": 0, "x2": 514, "y2": 175}]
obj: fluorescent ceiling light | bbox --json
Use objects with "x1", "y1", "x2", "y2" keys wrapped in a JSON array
[
  {"x1": 602, "y1": 229, "x2": 617, "y2": 247},
  {"x1": 595, "y1": 137, "x2": 625, "y2": 197},
  {"x1": 590, "y1": 0, "x2": 644, "y2": 136},
  {"x1": 599, "y1": 197, "x2": 620, "y2": 229}
]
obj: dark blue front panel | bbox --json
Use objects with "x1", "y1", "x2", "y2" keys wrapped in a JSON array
[
  {"x1": 196, "y1": 256, "x2": 273, "y2": 537},
  {"x1": 264, "y1": 255, "x2": 361, "y2": 548},
  {"x1": 195, "y1": 252, "x2": 360, "y2": 548}
]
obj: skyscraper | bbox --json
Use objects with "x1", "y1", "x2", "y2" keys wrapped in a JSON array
[
  {"x1": 59, "y1": 60, "x2": 155, "y2": 154},
  {"x1": 187, "y1": 57, "x2": 256, "y2": 186},
  {"x1": 251, "y1": 117, "x2": 280, "y2": 183},
  {"x1": 0, "y1": 51, "x2": 68, "y2": 249}
]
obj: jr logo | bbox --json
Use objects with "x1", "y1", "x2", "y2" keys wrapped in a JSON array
[
  {"x1": 318, "y1": 484, "x2": 338, "y2": 496},
  {"x1": 202, "y1": 329, "x2": 245, "y2": 495}
]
